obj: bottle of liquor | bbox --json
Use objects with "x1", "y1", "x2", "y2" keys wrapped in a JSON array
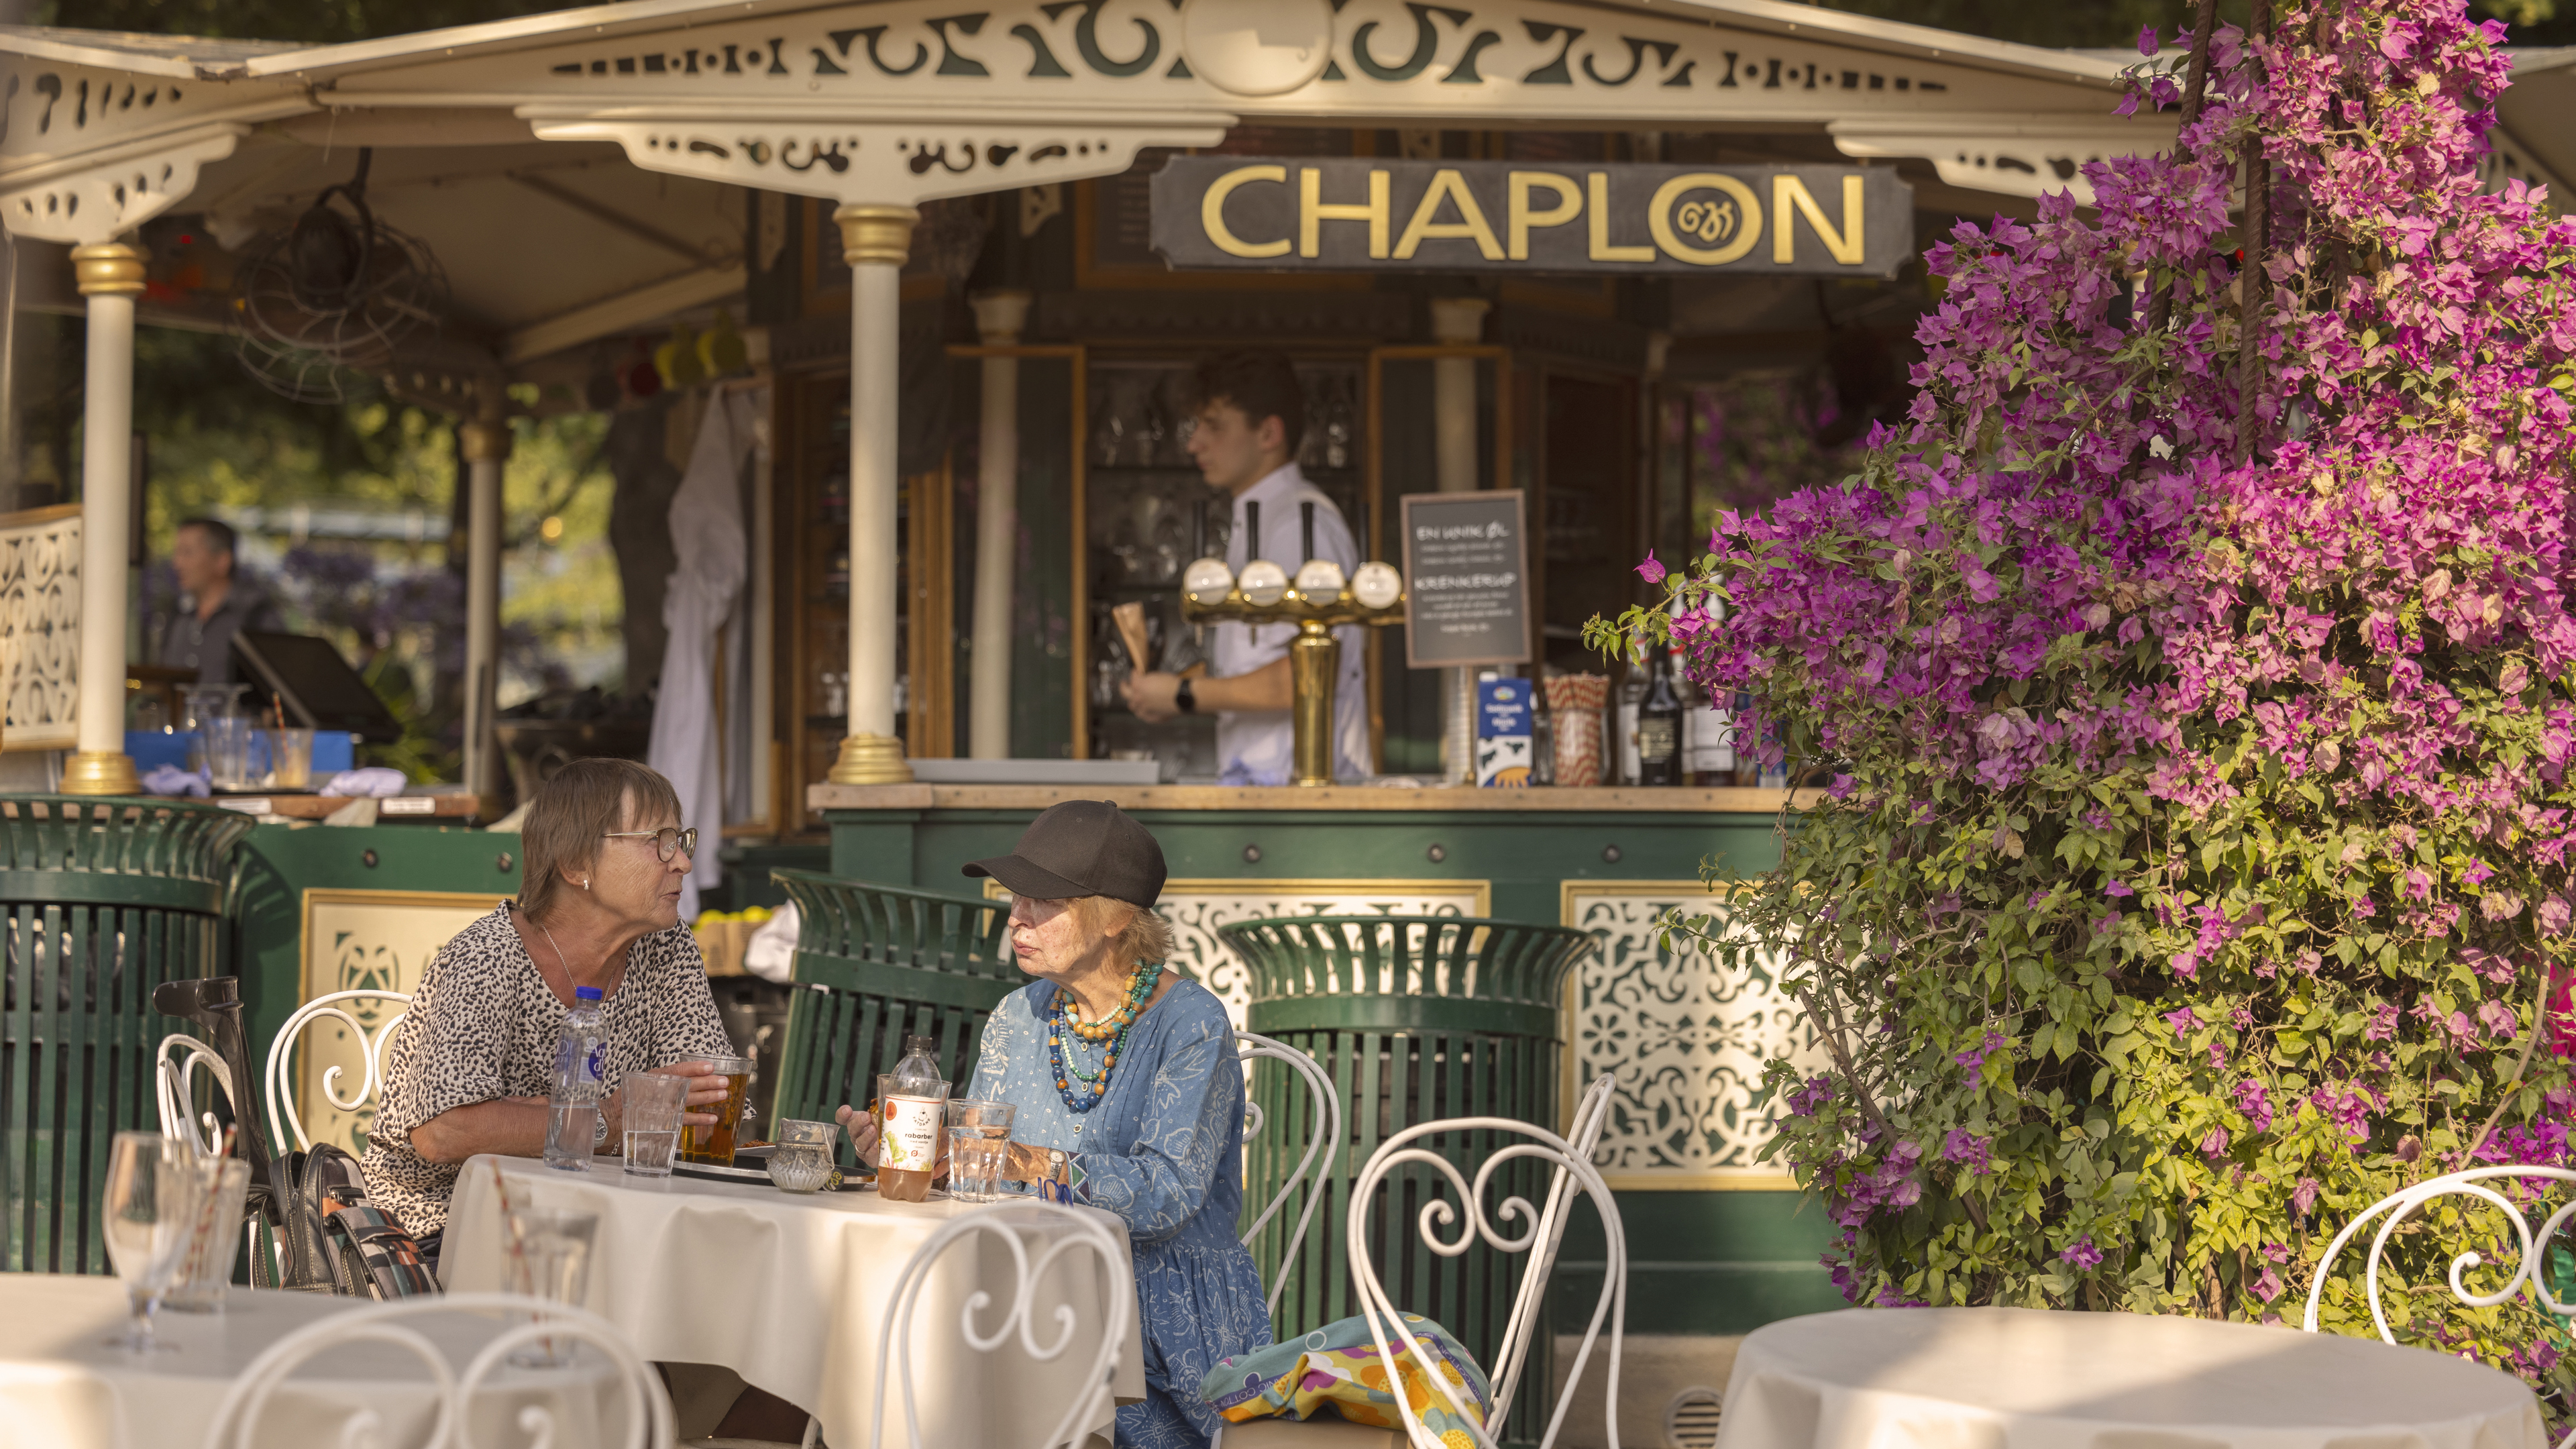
[
  {"x1": 1680, "y1": 645, "x2": 1734, "y2": 785},
  {"x1": 1638, "y1": 649, "x2": 1682, "y2": 786},
  {"x1": 1615, "y1": 644, "x2": 1646, "y2": 786},
  {"x1": 1529, "y1": 672, "x2": 1556, "y2": 787}
]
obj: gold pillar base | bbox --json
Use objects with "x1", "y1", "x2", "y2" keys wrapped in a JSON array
[
  {"x1": 1288, "y1": 623, "x2": 1342, "y2": 788},
  {"x1": 60, "y1": 750, "x2": 142, "y2": 796},
  {"x1": 827, "y1": 732, "x2": 915, "y2": 785}
]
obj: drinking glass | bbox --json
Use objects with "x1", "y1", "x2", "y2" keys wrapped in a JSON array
[
  {"x1": 162, "y1": 1157, "x2": 251, "y2": 1312},
  {"x1": 500, "y1": 1205, "x2": 598, "y2": 1368},
  {"x1": 261, "y1": 728, "x2": 313, "y2": 790},
  {"x1": 676, "y1": 1051, "x2": 755, "y2": 1163},
  {"x1": 767, "y1": 1118, "x2": 839, "y2": 1193},
  {"x1": 203, "y1": 716, "x2": 256, "y2": 790},
  {"x1": 622, "y1": 1071, "x2": 688, "y2": 1177},
  {"x1": 945, "y1": 1099, "x2": 1016, "y2": 1203},
  {"x1": 100, "y1": 1132, "x2": 195, "y2": 1351}
]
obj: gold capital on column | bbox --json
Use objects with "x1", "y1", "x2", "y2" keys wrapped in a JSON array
[
  {"x1": 460, "y1": 421, "x2": 513, "y2": 462},
  {"x1": 835, "y1": 205, "x2": 919, "y2": 267},
  {"x1": 828, "y1": 732, "x2": 915, "y2": 785},
  {"x1": 60, "y1": 751, "x2": 143, "y2": 796},
  {"x1": 69, "y1": 243, "x2": 147, "y2": 297}
]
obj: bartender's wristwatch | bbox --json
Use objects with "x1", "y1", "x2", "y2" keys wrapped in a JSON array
[{"x1": 1174, "y1": 676, "x2": 1197, "y2": 714}]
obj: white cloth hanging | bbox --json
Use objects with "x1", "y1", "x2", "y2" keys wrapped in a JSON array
[{"x1": 647, "y1": 390, "x2": 758, "y2": 922}]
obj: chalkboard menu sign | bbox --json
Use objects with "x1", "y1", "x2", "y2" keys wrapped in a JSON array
[{"x1": 1399, "y1": 490, "x2": 1531, "y2": 670}]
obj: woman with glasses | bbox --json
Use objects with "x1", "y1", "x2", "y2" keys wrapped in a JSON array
[{"x1": 367, "y1": 758, "x2": 736, "y2": 1265}]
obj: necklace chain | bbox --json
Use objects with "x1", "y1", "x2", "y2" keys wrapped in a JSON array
[{"x1": 533, "y1": 915, "x2": 582, "y2": 999}]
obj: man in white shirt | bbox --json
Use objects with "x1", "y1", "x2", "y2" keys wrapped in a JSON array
[{"x1": 1122, "y1": 352, "x2": 1369, "y2": 784}]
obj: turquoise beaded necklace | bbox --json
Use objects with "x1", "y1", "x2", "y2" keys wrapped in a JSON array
[{"x1": 1046, "y1": 961, "x2": 1164, "y2": 1113}]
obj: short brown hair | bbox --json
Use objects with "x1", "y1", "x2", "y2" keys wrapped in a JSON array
[
  {"x1": 1193, "y1": 351, "x2": 1305, "y2": 455},
  {"x1": 517, "y1": 759, "x2": 683, "y2": 921}
]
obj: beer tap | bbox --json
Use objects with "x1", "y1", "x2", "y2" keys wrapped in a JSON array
[{"x1": 1179, "y1": 503, "x2": 1405, "y2": 788}]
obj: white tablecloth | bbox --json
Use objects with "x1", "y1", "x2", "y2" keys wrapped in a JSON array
[
  {"x1": 442, "y1": 1153, "x2": 1148, "y2": 1448},
  {"x1": 1719, "y1": 1307, "x2": 2548, "y2": 1449},
  {"x1": 0, "y1": 1273, "x2": 631, "y2": 1448}
]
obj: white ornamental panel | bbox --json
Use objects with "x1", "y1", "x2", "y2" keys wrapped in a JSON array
[
  {"x1": 0, "y1": 504, "x2": 79, "y2": 751},
  {"x1": 294, "y1": 890, "x2": 503, "y2": 1158},
  {"x1": 1561, "y1": 881, "x2": 1829, "y2": 1190}
]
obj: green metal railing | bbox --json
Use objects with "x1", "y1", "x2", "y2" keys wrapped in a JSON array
[
  {"x1": 1, "y1": 796, "x2": 254, "y2": 1273},
  {"x1": 770, "y1": 871, "x2": 1019, "y2": 1169},
  {"x1": 1220, "y1": 914, "x2": 1592, "y2": 1443}
]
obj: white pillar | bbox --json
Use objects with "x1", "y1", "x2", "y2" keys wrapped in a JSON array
[
  {"x1": 61, "y1": 243, "x2": 145, "y2": 796},
  {"x1": 460, "y1": 395, "x2": 508, "y2": 808},
  {"x1": 828, "y1": 205, "x2": 918, "y2": 785},
  {"x1": 967, "y1": 290, "x2": 1030, "y2": 761},
  {"x1": 1428, "y1": 297, "x2": 1490, "y2": 788}
]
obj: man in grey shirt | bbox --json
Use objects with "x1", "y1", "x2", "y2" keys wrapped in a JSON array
[{"x1": 154, "y1": 517, "x2": 284, "y2": 684}]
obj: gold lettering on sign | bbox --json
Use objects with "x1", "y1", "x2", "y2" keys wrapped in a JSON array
[
  {"x1": 1773, "y1": 173, "x2": 1866, "y2": 265},
  {"x1": 1393, "y1": 168, "x2": 1504, "y2": 261},
  {"x1": 1506, "y1": 170, "x2": 1582, "y2": 261},
  {"x1": 1202, "y1": 163, "x2": 1290, "y2": 258},
  {"x1": 1650, "y1": 172, "x2": 1762, "y2": 266},
  {"x1": 1300, "y1": 167, "x2": 1391, "y2": 259},
  {"x1": 1587, "y1": 172, "x2": 1654, "y2": 263}
]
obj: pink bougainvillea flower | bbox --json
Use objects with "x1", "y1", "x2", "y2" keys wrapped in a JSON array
[{"x1": 1635, "y1": 549, "x2": 1666, "y2": 585}]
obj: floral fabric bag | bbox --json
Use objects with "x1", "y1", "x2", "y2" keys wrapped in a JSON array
[{"x1": 1199, "y1": 1311, "x2": 1492, "y2": 1439}]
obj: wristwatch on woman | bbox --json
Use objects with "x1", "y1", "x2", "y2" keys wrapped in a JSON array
[{"x1": 1174, "y1": 675, "x2": 1196, "y2": 713}]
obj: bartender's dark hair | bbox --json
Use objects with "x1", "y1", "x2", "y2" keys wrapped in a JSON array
[
  {"x1": 177, "y1": 517, "x2": 239, "y2": 566},
  {"x1": 518, "y1": 758, "x2": 685, "y2": 922},
  {"x1": 1194, "y1": 351, "x2": 1305, "y2": 454}
]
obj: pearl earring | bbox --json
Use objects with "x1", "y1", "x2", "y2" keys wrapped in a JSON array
[{"x1": 582, "y1": 879, "x2": 591, "y2": 890}]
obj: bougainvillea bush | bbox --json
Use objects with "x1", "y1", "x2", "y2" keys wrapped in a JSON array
[{"x1": 1595, "y1": 0, "x2": 2576, "y2": 1409}]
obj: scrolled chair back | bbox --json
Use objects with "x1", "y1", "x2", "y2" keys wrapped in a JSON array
[
  {"x1": 1235, "y1": 1028, "x2": 1342, "y2": 1316},
  {"x1": 264, "y1": 988, "x2": 414, "y2": 1155},
  {"x1": 202, "y1": 1291, "x2": 674, "y2": 1449},
  {"x1": 870, "y1": 1201, "x2": 1135, "y2": 1449},
  {"x1": 2302, "y1": 1164, "x2": 2576, "y2": 1446},
  {"x1": 1348, "y1": 1081, "x2": 1627, "y2": 1449},
  {"x1": 155, "y1": 1032, "x2": 234, "y2": 1158}
]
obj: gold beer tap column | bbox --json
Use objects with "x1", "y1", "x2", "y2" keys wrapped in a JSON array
[{"x1": 1180, "y1": 553, "x2": 1407, "y2": 787}]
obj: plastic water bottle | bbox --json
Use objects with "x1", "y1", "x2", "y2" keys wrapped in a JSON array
[{"x1": 543, "y1": 986, "x2": 608, "y2": 1170}]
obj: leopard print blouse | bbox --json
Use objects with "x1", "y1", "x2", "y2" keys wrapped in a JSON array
[{"x1": 365, "y1": 903, "x2": 735, "y2": 1237}]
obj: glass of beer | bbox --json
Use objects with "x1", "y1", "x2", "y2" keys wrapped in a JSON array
[{"x1": 676, "y1": 1051, "x2": 755, "y2": 1164}]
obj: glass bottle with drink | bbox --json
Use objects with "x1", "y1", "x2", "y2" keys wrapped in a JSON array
[
  {"x1": 544, "y1": 987, "x2": 607, "y2": 1170},
  {"x1": 1678, "y1": 645, "x2": 1734, "y2": 785},
  {"x1": 1615, "y1": 642, "x2": 1646, "y2": 786},
  {"x1": 1638, "y1": 647, "x2": 1682, "y2": 786},
  {"x1": 877, "y1": 1034, "x2": 952, "y2": 1203}
]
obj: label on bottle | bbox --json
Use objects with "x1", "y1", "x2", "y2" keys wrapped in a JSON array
[
  {"x1": 1686, "y1": 704, "x2": 1734, "y2": 773},
  {"x1": 1616, "y1": 702, "x2": 1640, "y2": 784},
  {"x1": 882, "y1": 1095, "x2": 946, "y2": 1172},
  {"x1": 1639, "y1": 716, "x2": 1678, "y2": 765}
]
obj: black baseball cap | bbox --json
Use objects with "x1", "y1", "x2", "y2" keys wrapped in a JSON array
[{"x1": 963, "y1": 800, "x2": 1167, "y2": 908}]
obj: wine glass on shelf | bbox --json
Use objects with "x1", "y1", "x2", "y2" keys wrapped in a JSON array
[{"x1": 101, "y1": 1132, "x2": 195, "y2": 1352}]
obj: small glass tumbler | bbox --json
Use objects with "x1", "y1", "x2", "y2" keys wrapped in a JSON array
[
  {"x1": 767, "y1": 1118, "x2": 839, "y2": 1193},
  {"x1": 203, "y1": 716, "x2": 256, "y2": 791},
  {"x1": 501, "y1": 1205, "x2": 598, "y2": 1368},
  {"x1": 945, "y1": 1099, "x2": 1016, "y2": 1203},
  {"x1": 621, "y1": 1072, "x2": 688, "y2": 1178},
  {"x1": 162, "y1": 1157, "x2": 250, "y2": 1312},
  {"x1": 262, "y1": 728, "x2": 313, "y2": 790}
]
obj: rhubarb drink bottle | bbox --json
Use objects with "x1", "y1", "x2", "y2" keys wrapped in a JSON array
[{"x1": 877, "y1": 1034, "x2": 951, "y2": 1202}]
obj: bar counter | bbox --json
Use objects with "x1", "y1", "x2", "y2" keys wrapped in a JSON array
[{"x1": 810, "y1": 780, "x2": 1842, "y2": 1340}]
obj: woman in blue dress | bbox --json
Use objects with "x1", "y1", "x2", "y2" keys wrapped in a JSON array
[{"x1": 839, "y1": 800, "x2": 1273, "y2": 1448}]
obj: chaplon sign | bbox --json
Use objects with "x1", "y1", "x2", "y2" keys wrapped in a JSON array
[{"x1": 1150, "y1": 158, "x2": 1913, "y2": 276}]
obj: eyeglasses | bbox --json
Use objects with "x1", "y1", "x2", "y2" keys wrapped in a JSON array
[{"x1": 604, "y1": 826, "x2": 698, "y2": 862}]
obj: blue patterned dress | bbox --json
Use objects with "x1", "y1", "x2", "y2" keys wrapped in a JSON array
[{"x1": 969, "y1": 976, "x2": 1274, "y2": 1449}]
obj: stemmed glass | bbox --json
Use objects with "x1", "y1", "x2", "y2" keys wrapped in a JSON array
[{"x1": 101, "y1": 1132, "x2": 194, "y2": 1352}]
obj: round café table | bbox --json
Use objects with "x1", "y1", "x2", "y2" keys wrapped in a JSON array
[
  {"x1": 1718, "y1": 1307, "x2": 2549, "y2": 1449},
  {"x1": 0, "y1": 1273, "x2": 632, "y2": 1448},
  {"x1": 441, "y1": 1152, "x2": 1149, "y2": 1448}
]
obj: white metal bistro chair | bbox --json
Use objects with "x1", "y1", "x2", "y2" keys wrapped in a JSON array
[
  {"x1": 867, "y1": 1201, "x2": 1136, "y2": 1449},
  {"x1": 1219, "y1": 1073, "x2": 1623, "y2": 1449},
  {"x1": 1238, "y1": 1028, "x2": 1344, "y2": 1314},
  {"x1": 154, "y1": 1031, "x2": 235, "y2": 1158},
  {"x1": 201, "y1": 1291, "x2": 676, "y2": 1449},
  {"x1": 265, "y1": 988, "x2": 413, "y2": 1155},
  {"x1": 2302, "y1": 1164, "x2": 2576, "y2": 1446}
]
